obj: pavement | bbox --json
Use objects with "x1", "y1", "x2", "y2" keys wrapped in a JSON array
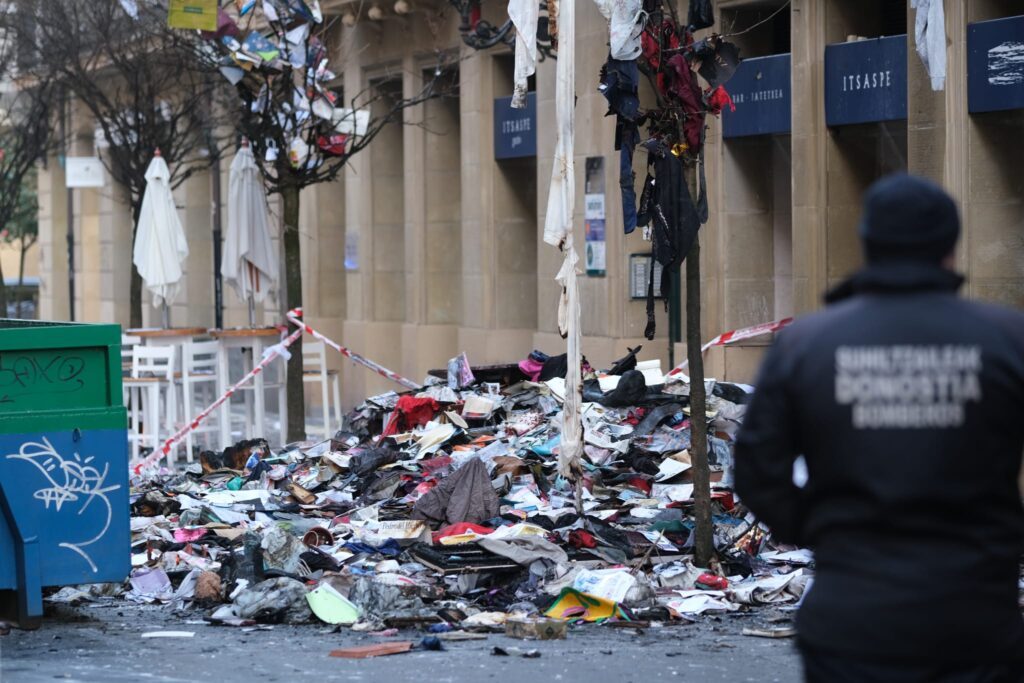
[{"x1": 1, "y1": 602, "x2": 802, "y2": 683}]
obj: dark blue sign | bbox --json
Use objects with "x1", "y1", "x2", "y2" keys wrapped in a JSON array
[
  {"x1": 494, "y1": 92, "x2": 537, "y2": 159},
  {"x1": 968, "y1": 15, "x2": 1024, "y2": 113},
  {"x1": 723, "y1": 53, "x2": 791, "y2": 138},
  {"x1": 825, "y1": 35, "x2": 907, "y2": 126}
]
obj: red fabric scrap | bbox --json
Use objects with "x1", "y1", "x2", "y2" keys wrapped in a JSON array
[
  {"x1": 518, "y1": 357, "x2": 545, "y2": 382},
  {"x1": 706, "y1": 85, "x2": 736, "y2": 115},
  {"x1": 432, "y1": 522, "x2": 494, "y2": 544},
  {"x1": 696, "y1": 573, "x2": 729, "y2": 590},
  {"x1": 666, "y1": 54, "x2": 704, "y2": 150},
  {"x1": 568, "y1": 529, "x2": 598, "y2": 549},
  {"x1": 382, "y1": 396, "x2": 441, "y2": 436},
  {"x1": 627, "y1": 476, "x2": 652, "y2": 495}
]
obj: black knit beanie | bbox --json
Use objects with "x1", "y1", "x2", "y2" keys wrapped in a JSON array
[{"x1": 859, "y1": 174, "x2": 960, "y2": 263}]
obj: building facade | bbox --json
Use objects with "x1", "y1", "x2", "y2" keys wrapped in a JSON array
[{"x1": 35, "y1": 0, "x2": 1024, "y2": 410}]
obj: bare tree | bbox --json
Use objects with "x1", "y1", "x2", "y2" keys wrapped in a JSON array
[
  {"x1": 2, "y1": 168, "x2": 39, "y2": 319},
  {"x1": 23, "y1": 0, "x2": 228, "y2": 328},
  {"x1": 632, "y1": 0, "x2": 740, "y2": 567},
  {"x1": 0, "y1": 10, "x2": 55, "y2": 316},
  {"x1": 202, "y1": 3, "x2": 454, "y2": 442}
]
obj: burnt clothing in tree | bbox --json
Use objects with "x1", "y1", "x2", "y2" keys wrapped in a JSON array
[
  {"x1": 636, "y1": 140, "x2": 701, "y2": 340},
  {"x1": 599, "y1": 56, "x2": 641, "y2": 234},
  {"x1": 665, "y1": 54, "x2": 704, "y2": 150}
]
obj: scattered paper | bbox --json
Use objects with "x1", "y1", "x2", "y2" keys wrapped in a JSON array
[
  {"x1": 573, "y1": 569, "x2": 637, "y2": 603},
  {"x1": 665, "y1": 590, "x2": 738, "y2": 615},
  {"x1": 655, "y1": 457, "x2": 691, "y2": 482}
]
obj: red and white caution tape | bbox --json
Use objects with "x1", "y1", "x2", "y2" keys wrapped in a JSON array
[
  {"x1": 667, "y1": 317, "x2": 794, "y2": 376},
  {"x1": 133, "y1": 325, "x2": 304, "y2": 474},
  {"x1": 286, "y1": 307, "x2": 421, "y2": 391},
  {"x1": 132, "y1": 308, "x2": 421, "y2": 473}
]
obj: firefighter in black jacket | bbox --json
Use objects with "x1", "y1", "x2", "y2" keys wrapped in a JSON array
[{"x1": 735, "y1": 174, "x2": 1024, "y2": 682}]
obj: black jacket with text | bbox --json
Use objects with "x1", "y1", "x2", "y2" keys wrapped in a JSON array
[{"x1": 734, "y1": 261, "x2": 1024, "y2": 662}]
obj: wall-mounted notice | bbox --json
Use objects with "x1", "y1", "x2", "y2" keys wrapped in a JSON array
[{"x1": 584, "y1": 157, "x2": 606, "y2": 277}]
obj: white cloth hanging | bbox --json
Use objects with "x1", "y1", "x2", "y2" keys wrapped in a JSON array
[
  {"x1": 222, "y1": 145, "x2": 279, "y2": 304},
  {"x1": 543, "y1": 0, "x2": 574, "y2": 251},
  {"x1": 540, "y1": 0, "x2": 583, "y2": 480},
  {"x1": 911, "y1": 0, "x2": 946, "y2": 90},
  {"x1": 508, "y1": 0, "x2": 539, "y2": 109},
  {"x1": 592, "y1": 0, "x2": 644, "y2": 61},
  {"x1": 133, "y1": 155, "x2": 189, "y2": 309}
]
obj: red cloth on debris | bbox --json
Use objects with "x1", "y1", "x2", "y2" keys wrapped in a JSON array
[
  {"x1": 382, "y1": 396, "x2": 441, "y2": 436},
  {"x1": 568, "y1": 529, "x2": 598, "y2": 549},
  {"x1": 432, "y1": 522, "x2": 495, "y2": 544},
  {"x1": 518, "y1": 358, "x2": 545, "y2": 382}
]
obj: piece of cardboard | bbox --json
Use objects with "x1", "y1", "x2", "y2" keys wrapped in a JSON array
[
  {"x1": 329, "y1": 641, "x2": 413, "y2": 659},
  {"x1": 505, "y1": 617, "x2": 567, "y2": 640}
]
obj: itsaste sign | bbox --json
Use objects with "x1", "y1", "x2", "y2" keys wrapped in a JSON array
[
  {"x1": 825, "y1": 35, "x2": 907, "y2": 126},
  {"x1": 494, "y1": 93, "x2": 536, "y2": 160}
]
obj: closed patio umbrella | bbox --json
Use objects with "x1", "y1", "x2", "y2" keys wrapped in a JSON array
[
  {"x1": 222, "y1": 140, "x2": 278, "y2": 325},
  {"x1": 133, "y1": 149, "x2": 189, "y2": 327}
]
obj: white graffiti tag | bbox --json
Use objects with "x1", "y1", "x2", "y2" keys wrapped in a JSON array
[{"x1": 6, "y1": 437, "x2": 120, "y2": 572}]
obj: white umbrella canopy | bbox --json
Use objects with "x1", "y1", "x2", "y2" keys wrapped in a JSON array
[
  {"x1": 222, "y1": 142, "x2": 278, "y2": 318},
  {"x1": 133, "y1": 151, "x2": 189, "y2": 315}
]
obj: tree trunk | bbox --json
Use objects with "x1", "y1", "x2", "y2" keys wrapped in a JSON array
[
  {"x1": 129, "y1": 201, "x2": 143, "y2": 328},
  {"x1": 281, "y1": 182, "x2": 305, "y2": 443},
  {"x1": 686, "y1": 236, "x2": 714, "y2": 567},
  {"x1": 17, "y1": 237, "x2": 27, "y2": 319},
  {"x1": 0, "y1": 250, "x2": 7, "y2": 319}
]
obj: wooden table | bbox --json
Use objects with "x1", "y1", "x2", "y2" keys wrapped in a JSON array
[
  {"x1": 127, "y1": 327, "x2": 210, "y2": 344},
  {"x1": 210, "y1": 327, "x2": 287, "y2": 448},
  {"x1": 125, "y1": 327, "x2": 212, "y2": 372}
]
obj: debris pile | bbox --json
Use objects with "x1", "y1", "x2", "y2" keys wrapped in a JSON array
[{"x1": 113, "y1": 349, "x2": 817, "y2": 635}]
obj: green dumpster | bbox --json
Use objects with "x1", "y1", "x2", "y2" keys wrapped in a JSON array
[{"x1": 0, "y1": 319, "x2": 129, "y2": 627}]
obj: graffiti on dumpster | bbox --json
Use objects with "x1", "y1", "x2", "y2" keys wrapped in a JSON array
[
  {"x1": 0, "y1": 352, "x2": 88, "y2": 404},
  {"x1": 6, "y1": 437, "x2": 120, "y2": 572}
]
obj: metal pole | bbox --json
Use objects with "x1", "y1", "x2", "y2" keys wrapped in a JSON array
[
  {"x1": 668, "y1": 265, "x2": 681, "y2": 369},
  {"x1": 66, "y1": 190, "x2": 74, "y2": 322},
  {"x1": 62, "y1": 92, "x2": 75, "y2": 321},
  {"x1": 211, "y1": 152, "x2": 224, "y2": 329}
]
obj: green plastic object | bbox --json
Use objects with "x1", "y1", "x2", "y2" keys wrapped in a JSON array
[{"x1": 0, "y1": 319, "x2": 125, "y2": 419}]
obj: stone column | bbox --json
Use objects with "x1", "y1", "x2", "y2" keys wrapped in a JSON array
[
  {"x1": 458, "y1": 47, "x2": 498, "y2": 349},
  {"x1": 789, "y1": 0, "x2": 828, "y2": 314},
  {"x1": 37, "y1": 151, "x2": 69, "y2": 321}
]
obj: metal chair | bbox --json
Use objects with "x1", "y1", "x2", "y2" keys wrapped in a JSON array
[
  {"x1": 120, "y1": 334, "x2": 141, "y2": 376},
  {"x1": 179, "y1": 340, "x2": 222, "y2": 463},
  {"x1": 122, "y1": 345, "x2": 176, "y2": 463},
  {"x1": 302, "y1": 341, "x2": 341, "y2": 440}
]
